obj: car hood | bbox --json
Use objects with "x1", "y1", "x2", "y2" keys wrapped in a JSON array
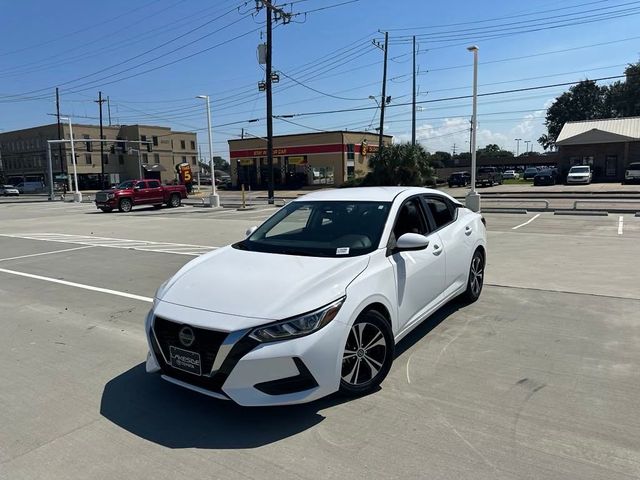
[{"x1": 157, "y1": 245, "x2": 370, "y2": 321}]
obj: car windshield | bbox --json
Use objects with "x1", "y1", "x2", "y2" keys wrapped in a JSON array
[
  {"x1": 525, "y1": 168, "x2": 537, "y2": 172},
  {"x1": 234, "y1": 201, "x2": 392, "y2": 257},
  {"x1": 478, "y1": 168, "x2": 494, "y2": 173},
  {"x1": 116, "y1": 181, "x2": 135, "y2": 189},
  {"x1": 3, "y1": 185, "x2": 15, "y2": 188},
  {"x1": 628, "y1": 163, "x2": 640, "y2": 170},
  {"x1": 571, "y1": 166, "x2": 590, "y2": 173}
]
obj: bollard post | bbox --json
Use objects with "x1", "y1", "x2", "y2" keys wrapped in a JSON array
[{"x1": 241, "y1": 184, "x2": 246, "y2": 209}]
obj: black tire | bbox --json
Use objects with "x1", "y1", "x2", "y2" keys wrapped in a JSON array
[
  {"x1": 460, "y1": 249, "x2": 485, "y2": 304},
  {"x1": 99, "y1": 207, "x2": 113, "y2": 213},
  {"x1": 339, "y1": 310, "x2": 394, "y2": 397},
  {"x1": 118, "y1": 198, "x2": 133, "y2": 213},
  {"x1": 168, "y1": 193, "x2": 181, "y2": 208}
]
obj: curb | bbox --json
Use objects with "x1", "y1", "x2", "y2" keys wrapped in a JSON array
[
  {"x1": 554, "y1": 210, "x2": 608, "y2": 216},
  {"x1": 480, "y1": 208, "x2": 527, "y2": 214}
]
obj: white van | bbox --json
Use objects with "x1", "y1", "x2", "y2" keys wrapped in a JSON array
[{"x1": 15, "y1": 181, "x2": 45, "y2": 193}]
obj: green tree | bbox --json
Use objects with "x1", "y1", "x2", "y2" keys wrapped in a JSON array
[
  {"x1": 363, "y1": 143, "x2": 435, "y2": 186},
  {"x1": 477, "y1": 144, "x2": 513, "y2": 159}
]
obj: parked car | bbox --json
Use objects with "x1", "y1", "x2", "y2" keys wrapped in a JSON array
[
  {"x1": 566, "y1": 165, "x2": 592, "y2": 185},
  {"x1": 94, "y1": 179, "x2": 188, "y2": 213},
  {"x1": 447, "y1": 171, "x2": 471, "y2": 187},
  {"x1": 15, "y1": 181, "x2": 45, "y2": 193},
  {"x1": 0, "y1": 185, "x2": 20, "y2": 196},
  {"x1": 623, "y1": 162, "x2": 640, "y2": 184},
  {"x1": 523, "y1": 167, "x2": 538, "y2": 180},
  {"x1": 476, "y1": 167, "x2": 502, "y2": 187},
  {"x1": 502, "y1": 170, "x2": 519, "y2": 180},
  {"x1": 533, "y1": 169, "x2": 557, "y2": 186},
  {"x1": 146, "y1": 187, "x2": 487, "y2": 406}
]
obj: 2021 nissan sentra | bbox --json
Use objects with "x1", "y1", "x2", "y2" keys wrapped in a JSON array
[{"x1": 145, "y1": 187, "x2": 487, "y2": 406}]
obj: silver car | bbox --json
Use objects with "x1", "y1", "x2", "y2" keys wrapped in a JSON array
[{"x1": 0, "y1": 185, "x2": 20, "y2": 196}]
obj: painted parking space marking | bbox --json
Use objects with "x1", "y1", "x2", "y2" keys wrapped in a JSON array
[
  {"x1": 512, "y1": 213, "x2": 541, "y2": 230},
  {"x1": 0, "y1": 245, "x2": 94, "y2": 263},
  {"x1": 0, "y1": 267, "x2": 153, "y2": 303},
  {"x1": 618, "y1": 216, "x2": 624, "y2": 235},
  {"x1": 0, "y1": 233, "x2": 216, "y2": 256}
]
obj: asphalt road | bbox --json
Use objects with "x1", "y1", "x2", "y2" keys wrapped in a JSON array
[{"x1": 1, "y1": 202, "x2": 639, "y2": 479}]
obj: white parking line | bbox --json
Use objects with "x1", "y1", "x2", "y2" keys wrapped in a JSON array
[
  {"x1": 0, "y1": 245, "x2": 94, "y2": 263},
  {"x1": 618, "y1": 216, "x2": 624, "y2": 235},
  {"x1": 0, "y1": 233, "x2": 217, "y2": 256},
  {"x1": 0, "y1": 267, "x2": 153, "y2": 303},
  {"x1": 512, "y1": 213, "x2": 541, "y2": 230}
]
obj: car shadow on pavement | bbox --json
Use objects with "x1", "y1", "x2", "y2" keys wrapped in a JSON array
[
  {"x1": 100, "y1": 363, "x2": 352, "y2": 449},
  {"x1": 394, "y1": 300, "x2": 463, "y2": 359}
]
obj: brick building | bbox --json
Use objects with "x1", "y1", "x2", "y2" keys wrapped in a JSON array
[{"x1": 0, "y1": 123, "x2": 198, "y2": 189}]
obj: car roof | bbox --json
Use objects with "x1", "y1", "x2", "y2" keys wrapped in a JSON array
[{"x1": 294, "y1": 186, "x2": 452, "y2": 203}]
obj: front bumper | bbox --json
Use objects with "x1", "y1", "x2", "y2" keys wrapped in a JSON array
[
  {"x1": 566, "y1": 177, "x2": 590, "y2": 184},
  {"x1": 144, "y1": 308, "x2": 349, "y2": 406}
]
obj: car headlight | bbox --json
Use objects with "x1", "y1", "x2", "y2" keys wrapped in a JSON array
[
  {"x1": 107, "y1": 193, "x2": 115, "y2": 199},
  {"x1": 249, "y1": 297, "x2": 345, "y2": 343}
]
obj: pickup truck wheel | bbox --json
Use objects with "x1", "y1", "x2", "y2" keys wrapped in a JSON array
[
  {"x1": 118, "y1": 198, "x2": 133, "y2": 213},
  {"x1": 169, "y1": 193, "x2": 181, "y2": 208},
  {"x1": 99, "y1": 207, "x2": 113, "y2": 213}
]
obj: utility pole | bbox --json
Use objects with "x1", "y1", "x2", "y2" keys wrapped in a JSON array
[
  {"x1": 452, "y1": 143, "x2": 457, "y2": 156},
  {"x1": 95, "y1": 91, "x2": 106, "y2": 188},
  {"x1": 107, "y1": 96, "x2": 112, "y2": 126},
  {"x1": 255, "y1": 1, "x2": 291, "y2": 204},
  {"x1": 55, "y1": 87, "x2": 64, "y2": 174},
  {"x1": 373, "y1": 32, "x2": 389, "y2": 153},
  {"x1": 412, "y1": 35, "x2": 416, "y2": 146}
]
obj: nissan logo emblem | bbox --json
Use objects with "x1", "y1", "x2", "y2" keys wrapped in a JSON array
[{"x1": 178, "y1": 326, "x2": 195, "y2": 348}]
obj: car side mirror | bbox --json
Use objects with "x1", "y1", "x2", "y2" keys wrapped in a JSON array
[
  {"x1": 134, "y1": 185, "x2": 141, "y2": 190},
  {"x1": 395, "y1": 233, "x2": 429, "y2": 252},
  {"x1": 245, "y1": 226, "x2": 258, "y2": 237}
]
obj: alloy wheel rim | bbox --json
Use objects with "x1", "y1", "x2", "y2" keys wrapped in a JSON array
[
  {"x1": 342, "y1": 322, "x2": 387, "y2": 386},
  {"x1": 470, "y1": 255, "x2": 484, "y2": 297}
]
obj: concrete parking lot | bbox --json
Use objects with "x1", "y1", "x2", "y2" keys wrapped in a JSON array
[{"x1": 1, "y1": 202, "x2": 639, "y2": 479}]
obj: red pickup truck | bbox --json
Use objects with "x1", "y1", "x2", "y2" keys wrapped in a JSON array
[{"x1": 94, "y1": 179, "x2": 188, "y2": 213}]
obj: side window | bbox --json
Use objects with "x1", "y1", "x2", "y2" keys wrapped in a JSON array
[
  {"x1": 148, "y1": 180, "x2": 160, "y2": 188},
  {"x1": 424, "y1": 196, "x2": 454, "y2": 229},
  {"x1": 136, "y1": 181, "x2": 147, "y2": 189},
  {"x1": 393, "y1": 198, "x2": 428, "y2": 240}
]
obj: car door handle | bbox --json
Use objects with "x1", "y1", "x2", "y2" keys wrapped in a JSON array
[
  {"x1": 465, "y1": 226, "x2": 472, "y2": 236},
  {"x1": 432, "y1": 244, "x2": 443, "y2": 255}
]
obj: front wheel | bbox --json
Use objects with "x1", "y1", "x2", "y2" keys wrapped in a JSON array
[
  {"x1": 460, "y1": 249, "x2": 484, "y2": 304},
  {"x1": 340, "y1": 310, "x2": 394, "y2": 397},
  {"x1": 118, "y1": 198, "x2": 133, "y2": 213},
  {"x1": 99, "y1": 207, "x2": 113, "y2": 213}
]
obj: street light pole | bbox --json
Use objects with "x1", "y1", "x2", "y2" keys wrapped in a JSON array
[
  {"x1": 465, "y1": 45, "x2": 480, "y2": 212},
  {"x1": 196, "y1": 95, "x2": 219, "y2": 207},
  {"x1": 514, "y1": 138, "x2": 522, "y2": 157},
  {"x1": 61, "y1": 117, "x2": 82, "y2": 203},
  {"x1": 524, "y1": 140, "x2": 531, "y2": 153}
]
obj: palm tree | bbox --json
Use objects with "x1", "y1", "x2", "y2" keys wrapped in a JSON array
[{"x1": 364, "y1": 143, "x2": 435, "y2": 186}]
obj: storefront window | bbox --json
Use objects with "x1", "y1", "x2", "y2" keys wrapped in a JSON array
[{"x1": 311, "y1": 166, "x2": 334, "y2": 185}]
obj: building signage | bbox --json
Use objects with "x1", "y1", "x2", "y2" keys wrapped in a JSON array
[
  {"x1": 238, "y1": 158, "x2": 254, "y2": 166},
  {"x1": 287, "y1": 156, "x2": 307, "y2": 165}
]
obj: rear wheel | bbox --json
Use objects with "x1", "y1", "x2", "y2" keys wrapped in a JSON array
[
  {"x1": 461, "y1": 249, "x2": 484, "y2": 304},
  {"x1": 340, "y1": 310, "x2": 394, "y2": 396},
  {"x1": 118, "y1": 198, "x2": 132, "y2": 213},
  {"x1": 168, "y1": 193, "x2": 181, "y2": 208}
]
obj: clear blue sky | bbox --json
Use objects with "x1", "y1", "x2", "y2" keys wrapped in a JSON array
[{"x1": 1, "y1": 0, "x2": 639, "y2": 159}]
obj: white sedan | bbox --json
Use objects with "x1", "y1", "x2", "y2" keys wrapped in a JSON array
[
  {"x1": 0, "y1": 185, "x2": 19, "y2": 196},
  {"x1": 146, "y1": 187, "x2": 487, "y2": 406},
  {"x1": 502, "y1": 170, "x2": 519, "y2": 180}
]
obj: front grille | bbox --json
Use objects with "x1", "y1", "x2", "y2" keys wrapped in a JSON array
[
  {"x1": 153, "y1": 317, "x2": 226, "y2": 377},
  {"x1": 95, "y1": 192, "x2": 109, "y2": 202},
  {"x1": 150, "y1": 317, "x2": 259, "y2": 395}
]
